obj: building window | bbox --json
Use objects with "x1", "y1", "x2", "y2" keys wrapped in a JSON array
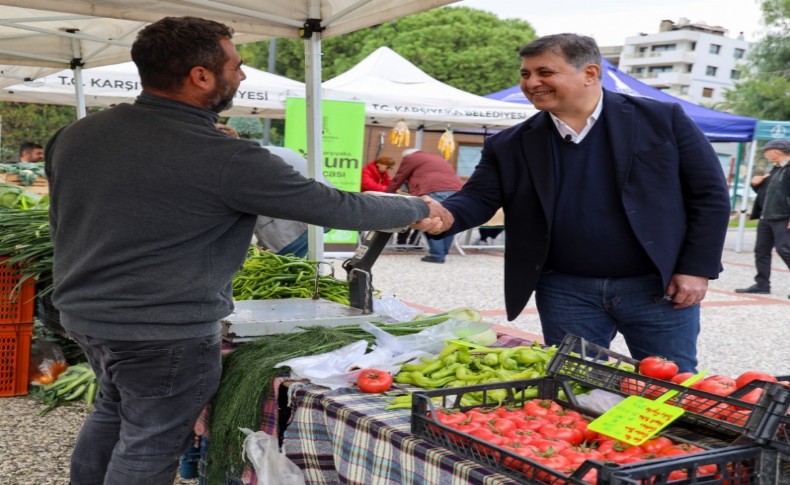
[
  {"x1": 680, "y1": 86, "x2": 690, "y2": 95},
  {"x1": 705, "y1": 66, "x2": 718, "y2": 76},
  {"x1": 730, "y1": 69, "x2": 741, "y2": 80},
  {"x1": 734, "y1": 48, "x2": 745, "y2": 59},
  {"x1": 691, "y1": 42, "x2": 697, "y2": 50},
  {"x1": 686, "y1": 64, "x2": 693, "y2": 73},
  {"x1": 456, "y1": 145, "x2": 483, "y2": 178},
  {"x1": 649, "y1": 65, "x2": 673, "y2": 74},
  {"x1": 709, "y1": 44, "x2": 721, "y2": 54},
  {"x1": 651, "y1": 44, "x2": 677, "y2": 52},
  {"x1": 702, "y1": 87, "x2": 714, "y2": 98}
]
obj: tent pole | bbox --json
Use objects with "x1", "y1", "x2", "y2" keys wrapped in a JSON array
[
  {"x1": 304, "y1": 5, "x2": 324, "y2": 261},
  {"x1": 415, "y1": 125, "x2": 424, "y2": 149},
  {"x1": 69, "y1": 36, "x2": 87, "y2": 119},
  {"x1": 735, "y1": 140, "x2": 759, "y2": 253}
]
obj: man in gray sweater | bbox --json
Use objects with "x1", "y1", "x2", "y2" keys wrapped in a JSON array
[{"x1": 45, "y1": 16, "x2": 450, "y2": 485}]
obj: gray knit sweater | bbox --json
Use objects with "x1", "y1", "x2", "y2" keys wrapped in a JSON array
[{"x1": 45, "y1": 93, "x2": 428, "y2": 340}]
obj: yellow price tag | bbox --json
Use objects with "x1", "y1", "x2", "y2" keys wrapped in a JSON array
[{"x1": 587, "y1": 371, "x2": 707, "y2": 446}]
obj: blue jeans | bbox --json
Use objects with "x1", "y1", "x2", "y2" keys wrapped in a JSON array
[
  {"x1": 425, "y1": 191, "x2": 456, "y2": 261},
  {"x1": 535, "y1": 272, "x2": 700, "y2": 372},
  {"x1": 68, "y1": 331, "x2": 222, "y2": 485},
  {"x1": 277, "y1": 230, "x2": 308, "y2": 258}
]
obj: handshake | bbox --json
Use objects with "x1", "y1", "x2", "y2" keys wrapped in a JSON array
[{"x1": 411, "y1": 196, "x2": 454, "y2": 235}]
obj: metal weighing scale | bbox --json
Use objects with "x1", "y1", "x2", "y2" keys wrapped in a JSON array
[{"x1": 221, "y1": 230, "x2": 396, "y2": 343}]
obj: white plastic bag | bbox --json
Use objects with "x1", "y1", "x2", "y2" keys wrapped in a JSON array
[
  {"x1": 360, "y1": 318, "x2": 493, "y2": 356},
  {"x1": 240, "y1": 428, "x2": 305, "y2": 485},
  {"x1": 372, "y1": 295, "x2": 423, "y2": 321}
]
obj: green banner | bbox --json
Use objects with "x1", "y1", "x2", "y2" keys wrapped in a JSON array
[{"x1": 284, "y1": 98, "x2": 366, "y2": 245}]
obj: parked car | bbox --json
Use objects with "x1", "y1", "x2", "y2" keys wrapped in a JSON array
[{"x1": 729, "y1": 182, "x2": 757, "y2": 209}]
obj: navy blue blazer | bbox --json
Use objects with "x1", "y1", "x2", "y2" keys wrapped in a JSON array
[{"x1": 442, "y1": 90, "x2": 731, "y2": 320}]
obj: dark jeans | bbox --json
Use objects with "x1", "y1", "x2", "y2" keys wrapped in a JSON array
[
  {"x1": 753, "y1": 218, "x2": 790, "y2": 289},
  {"x1": 535, "y1": 272, "x2": 700, "y2": 372},
  {"x1": 68, "y1": 331, "x2": 222, "y2": 485},
  {"x1": 425, "y1": 191, "x2": 456, "y2": 261}
]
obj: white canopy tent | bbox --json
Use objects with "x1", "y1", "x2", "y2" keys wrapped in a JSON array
[
  {"x1": 324, "y1": 46, "x2": 537, "y2": 133},
  {"x1": 0, "y1": 0, "x2": 461, "y2": 258},
  {"x1": 1, "y1": 61, "x2": 305, "y2": 118}
]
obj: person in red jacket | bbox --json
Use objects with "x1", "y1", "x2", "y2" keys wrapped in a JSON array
[
  {"x1": 387, "y1": 149, "x2": 465, "y2": 263},
  {"x1": 360, "y1": 156, "x2": 395, "y2": 192}
]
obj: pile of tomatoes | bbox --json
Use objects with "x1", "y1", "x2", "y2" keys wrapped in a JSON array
[
  {"x1": 428, "y1": 398, "x2": 714, "y2": 484},
  {"x1": 621, "y1": 356, "x2": 789, "y2": 427}
]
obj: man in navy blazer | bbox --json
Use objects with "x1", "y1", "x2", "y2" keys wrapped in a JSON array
[{"x1": 433, "y1": 34, "x2": 731, "y2": 372}]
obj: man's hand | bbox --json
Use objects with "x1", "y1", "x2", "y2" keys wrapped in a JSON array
[
  {"x1": 665, "y1": 274, "x2": 709, "y2": 309},
  {"x1": 410, "y1": 197, "x2": 454, "y2": 234}
]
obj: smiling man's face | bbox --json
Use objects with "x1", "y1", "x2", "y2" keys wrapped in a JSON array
[{"x1": 519, "y1": 51, "x2": 596, "y2": 117}]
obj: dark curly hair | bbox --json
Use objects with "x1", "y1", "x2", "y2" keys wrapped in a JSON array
[{"x1": 131, "y1": 16, "x2": 235, "y2": 92}]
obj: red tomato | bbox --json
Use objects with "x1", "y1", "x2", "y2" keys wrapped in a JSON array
[
  {"x1": 432, "y1": 409, "x2": 467, "y2": 427},
  {"x1": 530, "y1": 436, "x2": 573, "y2": 454},
  {"x1": 620, "y1": 376, "x2": 641, "y2": 395},
  {"x1": 671, "y1": 372, "x2": 696, "y2": 384},
  {"x1": 539, "y1": 421, "x2": 585, "y2": 446},
  {"x1": 640, "y1": 436, "x2": 674, "y2": 454},
  {"x1": 465, "y1": 408, "x2": 499, "y2": 423},
  {"x1": 639, "y1": 356, "x2": 679, "y2": 380},
  {"x1": 545, "y1": 408, "x2": 585, "y2": 425},
  {"x1": 697, "y1": 375, "x2": 737, "y2": 396},
  {"x1": 524, "y1": 398, "x2": 563, "y2": 417},
  {"x1": 356, "y1": 368, "x2": 393, "y2": 393},
  {"x1": 452, "y1": 418, "x2": 482, "y2": 434},
  {"x1": 529, "y1": 449, "x2": 571, "y2": 478},
  {"x1": 735, "y1": 371, "x2": 777, "y2": 389},
  {"x1": 469, "y1": 426, "x2": 506, "y2": 448},
  {"x1": 571, "y1": 418, "x2": 599, "y2": 444},
  {"x1": 504, "y1": 428, "x2": 539, "y2": 446},
  {"x1": 511, "y1": 414, "x2": 547, "y2": 431},
  {"x1": 736, "y1": 388, "x2": 763, "y2": 406},
  {"x1": 485, "y1": 417, "x2": 517, "y2": 435},
  {"x1": 659, "y1": 443, "x2": 705, "y2": 457},
  {"x1": 717, "y1": 405, "x2": 752, "y2": 426},
  {"x1": 559, "y1": 446, "x2": 606, "y2": 468}
]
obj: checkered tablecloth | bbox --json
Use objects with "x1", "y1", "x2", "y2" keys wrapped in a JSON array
[
  {"x1": 282, "y1": 384, "x2": 521, "y2": 485},
  {"x1": 281, "y1": 334, "x2": 536, "y2": 485}
]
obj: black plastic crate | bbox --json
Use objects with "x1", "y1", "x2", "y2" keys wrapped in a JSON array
[
  {"x1": 411, "y1": 378, "x2": 603, "y2": 484},
  {"x1": 410, "y1": 377, "x2": 789, "y2": 484},
  {"x1": 546, "y1": 335, "x2": 790, "y2": 450}
]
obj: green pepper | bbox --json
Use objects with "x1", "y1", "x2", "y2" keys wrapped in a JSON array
[
  {"x1": 428, "y1": 362, "x2": 461, "y2": 380},
  {"x1": 482, "y1": 352, "x2": 500, "y2": 367}
]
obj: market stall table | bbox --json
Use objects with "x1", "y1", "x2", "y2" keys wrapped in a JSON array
[
  {"x1": 281, "y1": 382, "x2": 521, "y2": 485},
  {"x1": 196, "y1": 333, "x2": 535, "y2": 484}
]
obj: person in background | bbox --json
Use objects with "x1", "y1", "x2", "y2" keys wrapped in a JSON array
[
  {"x1": 735, "y1": 138, "x2": 790, "y2": 297},
  {"x1": 387, "y1": 148, "x2": 465, "y2": 263},
  {"x1": 253, "y1": 145, "x2": 335, "y2": 258},
  {"x1": 18, "y1": 142, "x2": 44, "y2": 163},
  {"x1": 215, "y1": 123, "x2": 325, "y2": 258},
  {"x1": 45, "y1": 16, "x2": 450, "y2": 485},
  {"x1": 424, "y1": 33, "x2": 731, "y2": 372},
  {"x1": 360, "y1": 156, "x2": 395, "y2": 192}
]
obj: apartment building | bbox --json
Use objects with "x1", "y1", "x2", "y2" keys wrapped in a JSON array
[{"x1": 618, "y1": 18, "x2": 751, "y2": 104}]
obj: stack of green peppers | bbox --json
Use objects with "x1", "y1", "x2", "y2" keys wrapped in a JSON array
[{"x1": 387, "y1": 342, "x2": 577, "y2": 409}]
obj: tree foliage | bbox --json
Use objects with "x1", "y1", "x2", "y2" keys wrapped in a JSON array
[
  {"x1": 237, "y1": 6, "x2": 536, "y2": 96},
  {"x1": 720, "y1": 0, "x2": 790, "y2": 120},
  {"x1": 0, "y1": 102, "x2": 77, "y2": 160}
]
